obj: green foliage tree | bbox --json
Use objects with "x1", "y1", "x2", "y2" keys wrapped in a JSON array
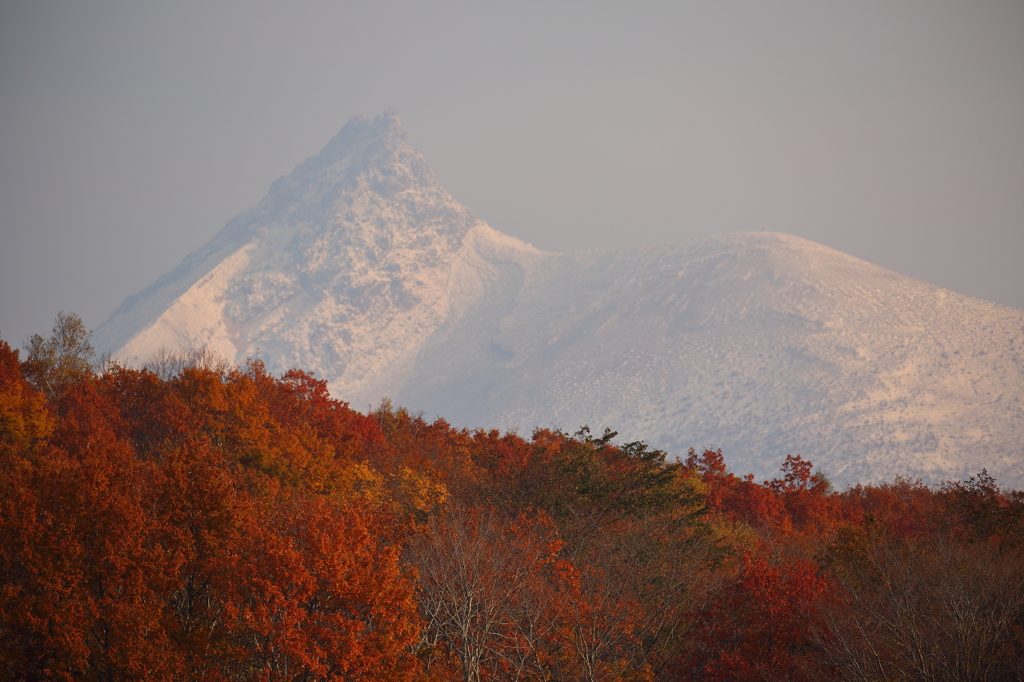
[
  {"x1": 941, "y1": 469, "x2": 1024, "y2": 551},
  {"x1": 21, "y1": 311, "x2": 95, "y2": 400}
]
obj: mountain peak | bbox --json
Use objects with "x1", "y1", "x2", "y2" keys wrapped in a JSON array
[
  {"x1": 94, "y1": 115, "x2": 1024, "y2": 489},
  {"x1": 312, "y1": 108, "x2": 405, "y2": 167},
  {"x1": 269, "y1": 109, "x2": 412, "y2": 195},
  {"x1": 95, "y1": 110, "x2": 539, "y2": 410},
  {"x1": 209, "y1": 109, "x2": 446, "y2": 243}
]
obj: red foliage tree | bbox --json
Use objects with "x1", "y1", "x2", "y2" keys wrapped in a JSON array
[
  {"x1": 677, "y1": 553, "x2": 838, "y2": 681},
  {"x1": 1, "y1": 332, "x2": 424, "y2": 680}
]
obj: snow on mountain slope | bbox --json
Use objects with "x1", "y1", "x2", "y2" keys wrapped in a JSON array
[
  {"x1": 400, "y1": 232, "x2": 1024, "y2": 485},
  {"x1": 96, "y1": 111, "x2": 541, "y2": 404},
  {"x1": 95, "y1": 112, "x2": 1024, "y2": 488}
]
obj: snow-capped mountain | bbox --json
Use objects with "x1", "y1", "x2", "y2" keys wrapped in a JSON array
[
  {"x1": 96, "y1": 111, "x2": 540, "y2": 405},
  {"x1": 95, "y1": 111, "x2": 1024, "y2": 487}
]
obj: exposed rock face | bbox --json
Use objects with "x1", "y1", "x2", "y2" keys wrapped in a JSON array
[{"x1": 95, "y1": 112, "x2": 1024, "y2": 487}]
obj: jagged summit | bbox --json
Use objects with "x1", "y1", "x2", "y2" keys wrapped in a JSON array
[
  {"x1": 222, "y1": 109, "x2": 449, "y2": 245},
  {"x1": 259, "y1": 109, "x2": 434, "y2": 220},
  {"x1": 105, "y1": 111, "x2": 425, "y2": 323},
  {"x1": 309, "y1": 108, "x2": 406, "y2": 168},
  {"x1": 95, "y1": 113, "x2": 1024, "y2": 487},
  {"x1": 95, "y1": 111, "x2": 539, "y2": 405}
]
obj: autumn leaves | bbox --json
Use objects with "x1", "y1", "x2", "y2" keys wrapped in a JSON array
[
  {"x1": 0, "y1": 342, "x2": 423, "y2": 680},
  {"x1": 1, "y1": 325, "x2": 1023, "y2": 680}
]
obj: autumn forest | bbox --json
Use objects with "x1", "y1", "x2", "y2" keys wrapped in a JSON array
[{"x1": 1, "y1": 315, "x2": 1022, "y2": 681}]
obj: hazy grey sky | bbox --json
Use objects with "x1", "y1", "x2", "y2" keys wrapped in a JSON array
[{"x1": 2, "y1": 0, "x2": 1022, "y2": 348}]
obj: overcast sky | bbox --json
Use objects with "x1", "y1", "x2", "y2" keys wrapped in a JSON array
[{"x1": 2, "y1": 0, "x2": 1022, "y2": 348}]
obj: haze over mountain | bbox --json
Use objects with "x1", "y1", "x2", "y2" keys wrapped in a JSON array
[{"x1": 94, "y1": 112, "x2": 1024, "y2": 488}]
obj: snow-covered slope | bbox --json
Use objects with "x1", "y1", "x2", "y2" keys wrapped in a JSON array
[
  {"x1": 97, "y1": 111, "x2": 542, "y2": 404},
  {"x1": 95, "y1": 112, "x2": 1024, "y2": 488},
  {"x1": 400, "y1": 233, "x2": 1024, "y2": 486}
]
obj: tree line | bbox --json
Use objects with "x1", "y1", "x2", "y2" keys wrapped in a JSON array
[{"x1": 1, "y1": 314, "x2": 1022, "y2": 681}]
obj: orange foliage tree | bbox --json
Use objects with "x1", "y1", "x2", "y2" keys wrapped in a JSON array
[
  {"x1": 0, "y1": 330, "x2": 424, "y2": 680},
  {"x1": 4, "y1": 315, "x2": 1024, "y2": 682}
]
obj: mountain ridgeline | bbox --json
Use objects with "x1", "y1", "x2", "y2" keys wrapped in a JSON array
[{"x1": 94, "y1": 111, "x2": 1024, "y2": 487}]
